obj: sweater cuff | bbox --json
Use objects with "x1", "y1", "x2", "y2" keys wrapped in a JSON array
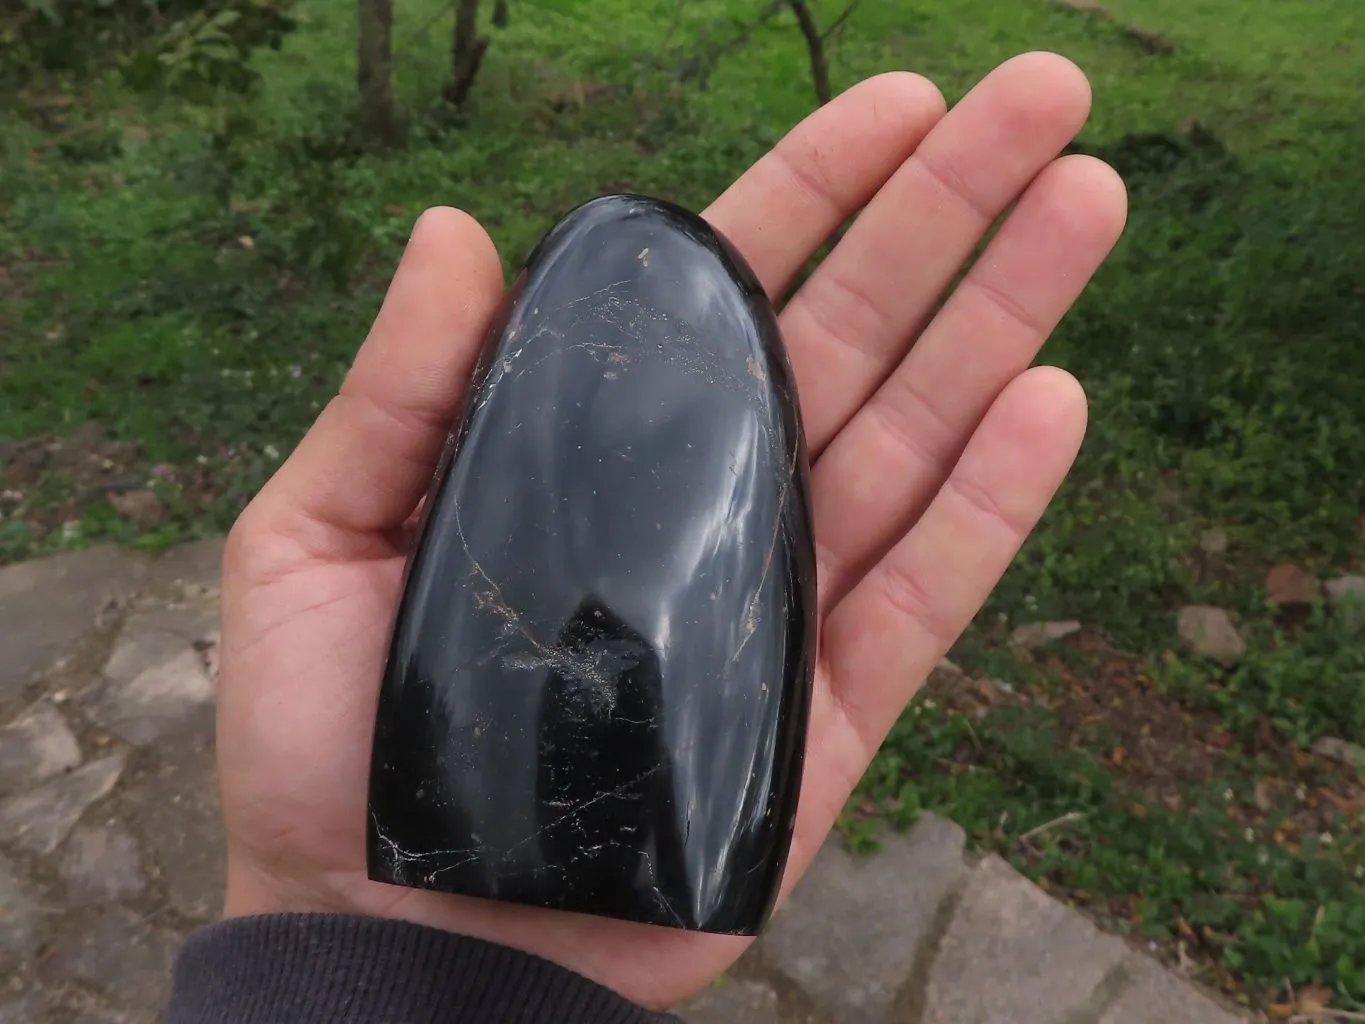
[{"x1": 166, "y1": 913, "x2": 677, "y2": 1024}]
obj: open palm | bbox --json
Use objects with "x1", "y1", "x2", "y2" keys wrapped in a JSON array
[{"x1": 216, "y1": 53, "x2": 1126, "y2": 1011}]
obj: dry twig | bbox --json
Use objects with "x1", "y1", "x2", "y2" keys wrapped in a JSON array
[{"x1": 1018, "y1": 811, "x2": 1086, "y2": 844}]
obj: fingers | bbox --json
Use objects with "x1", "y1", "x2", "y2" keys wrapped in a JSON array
[
  {"x1": 245, "y1": 208, "x2": 505, "y2": 551},
  {"x1": 810, "y1": 155, "x2": 1127, "y2": 612},
  {"x1": 818, "y1": 367, "x2": 1087, "y2": 761},
  {"x1": 703, "y1": 71, "x2": 946, "y2": 300},
  {"x1": 782, "y1": 52, "x2": 1094, "y2": 457}
]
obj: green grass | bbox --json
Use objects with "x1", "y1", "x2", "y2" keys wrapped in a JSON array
[{"x1": 2, "y1": 0, "x2": 1362, "y2": 1010}]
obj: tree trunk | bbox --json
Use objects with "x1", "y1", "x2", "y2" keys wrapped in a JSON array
[
  {"x1": 446, "y1": 0, "x2": 489, "y2": 107},
  {"x1": 357, "y1": 0, "x2": 401, "y2": 143},
  {"x1": 786, "y1": 0, "x2": 830, "y2": 105}
]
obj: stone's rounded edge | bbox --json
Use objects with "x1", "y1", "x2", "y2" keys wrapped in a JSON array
[
  {"x1": 525, "y1": 192, "x2": 778, "y2": 323},
  {"x1": 517, "y1": 193, "x2": 674, "y2": 278}
]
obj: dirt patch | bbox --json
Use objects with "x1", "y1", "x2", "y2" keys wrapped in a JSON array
[
  {"x1": 1036, "y1": 634, "x2": 1234, "y2": 803},
  {"x1": 0, "y1": 424, "x2": 229, "y2": 557},
  {"x1": 998, "y1": 634, "x2": 1360, "y2": 826},
  {"x1": 1, "y1": 423, "x2": 147, "y2": 537},
  {"x1": 928, "y1": 631, "x2": 1364, "y2": 1005}
]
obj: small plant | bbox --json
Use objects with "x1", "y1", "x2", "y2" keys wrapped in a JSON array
[{"x1": 118, "y1": 2, "x2": 298, "y2": 102}]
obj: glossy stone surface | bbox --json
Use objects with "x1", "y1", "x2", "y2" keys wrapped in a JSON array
[{"x1": 366, "y1": 194, "x2": 816, "y2": 935}]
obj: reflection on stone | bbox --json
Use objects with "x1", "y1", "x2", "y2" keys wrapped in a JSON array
[{"x1": 366, "y1": 194, "x2": 816, "y2": 934}]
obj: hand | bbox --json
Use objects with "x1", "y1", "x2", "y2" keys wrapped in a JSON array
[{"x1": 216, "y1": 51, "x2": 1126, "y2": 1010}]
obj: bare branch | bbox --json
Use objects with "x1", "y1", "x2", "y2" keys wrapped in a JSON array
[
  {"x1": 785, "y1": 0, "x2": 828, "y2": 104},
  {"x1": 394, "y1": 0, "x2": 459, "y2": 61},
  {"x1": 357, "y1": 0, "x2": 402, "y2": 144},
  {"x1": 446, "y1": 0, "x2": 489, "y2": 107},
  {"x1": 820, "y1": 0, "x2": 861, "y2": 42},
  {"x1": 675, "y1": 0, "x2": 785, "y2": 86}
]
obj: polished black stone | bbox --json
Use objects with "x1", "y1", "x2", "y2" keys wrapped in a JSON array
[{"x1": 366, "y1": 194, "x2": 816, "y2": 935}]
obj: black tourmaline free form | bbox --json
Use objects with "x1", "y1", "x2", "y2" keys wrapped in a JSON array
[{"x1": 366, "y1": 194, "x2": 816, "y2": 935}]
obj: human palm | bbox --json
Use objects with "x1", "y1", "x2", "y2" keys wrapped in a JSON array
[{"x1": 216, "y1": 53, "x2": 1126, "y2": 1010}]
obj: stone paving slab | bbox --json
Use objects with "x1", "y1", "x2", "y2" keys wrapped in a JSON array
[
  {"x1": 0, "y1": 541, "x2": 1252, "y2": 1024},
  {"x1": 0, "y1": 703, "x2": 81, "y2": 796},
  {"x1": 921, "y1": 855, "x2": 1130, "y2": 1024},
  {"x1": 0, "y1": 854, "x2": 44, "y2": 959},
  {"x1": 1100, "y1": 955, "x2": 1245, "y2": 1024},
  {"x1": 0, "y1": 546, "x2": 150, "y2": 703},
  {"x1": 0, "y1": 752, "x2": 127, "y2": 856},
  {"x1": 760, "y1": 815, "x2": 966, "y2": 1023},
  {"x1": 59, "y1": 821, "x2": 148, "y2": 907},
  {"x1": 119, "y1": 730, "x2": 224, "y2": 923},
  {"x1": 680, "y1": 979, "x2": 781, "y2": 1024}
]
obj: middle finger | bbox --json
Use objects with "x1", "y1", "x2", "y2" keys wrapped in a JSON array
[{"x1": 781, "y1": 51, "x2": 1093, "y2": 457}]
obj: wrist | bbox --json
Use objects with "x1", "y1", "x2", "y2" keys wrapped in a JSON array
[
  {"x1": 222, "y1": 857, "x2": 353, "y2": 920},
  {"x1": 168, "y1": 914, "x2": 678, "y2": 1024}
]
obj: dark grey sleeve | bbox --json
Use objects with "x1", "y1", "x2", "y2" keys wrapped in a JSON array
[{"x1": 165, "y1": 913, "x2": 679, "y2": 1024}]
